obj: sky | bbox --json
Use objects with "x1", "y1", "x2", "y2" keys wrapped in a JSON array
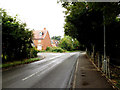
[{"x1": 0, "y1": 0, "x2": 65, "y2": 38}]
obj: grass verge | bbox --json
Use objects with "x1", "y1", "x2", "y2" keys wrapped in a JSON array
[
  {"x1": 116, "y1": 80, "x2": 120, "y2": 88},
  {"x1": 65, "y1": 50, "x2": 81, "y2": 53},
  {"x1": 1, "y1": 58, "x2": 42, "y2": 68}
]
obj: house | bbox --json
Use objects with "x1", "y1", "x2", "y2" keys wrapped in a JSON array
[
  {"x1": 51, "y1": 40, "x2": 59, "y2": 47},
  {"x1": 33, "y1": 28, "x2": 51, "y2": 50}
]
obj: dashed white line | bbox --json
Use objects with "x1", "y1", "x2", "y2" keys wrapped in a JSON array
[
  {"x1": 49, "y1": 55, "x2": 62, "y2": 60},
  {"x1": 22, "y1": 53, "x2": 76, "y2": 81},
  {"x1": 22, "y1": 55, "x2": 64, "y2": 81},
  {"x1": 22, "y1": 72, "x2": 36, "y2": 81}
]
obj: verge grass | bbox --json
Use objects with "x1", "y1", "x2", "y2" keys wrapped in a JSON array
[{"x1": 1, "y1": 58, "x2": 41, "y2": 68}]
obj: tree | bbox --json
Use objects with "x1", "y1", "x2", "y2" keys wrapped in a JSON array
[
  {"x1": 58, "y1": 36, "x2": 80, "y2": 51},
  {"x1": 61, "y1": 2, "x2": 120, "y2": 64},
  {"x1": 1, "y1": 8, "x2": 35, "y2": 62},
  {"x1": 59, "y1": 36, "x2": 73, "y2": 51},
  {"x1": 73, "y1": 38, "x2": 80, "y2": 50},
  {"x1": 51, "y1": 36, "x2": 61, "y2": 41},
  {"x1": 63, "y1": 2, "x2": 104, "y2": 51}
]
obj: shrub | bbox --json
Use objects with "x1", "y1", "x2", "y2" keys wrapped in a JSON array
[
  {"x1": 2, "y1": 8, "x2": 33, "y2": 62},
  {"x1": 46, "y1": 46, "x2": 65, "y2": 53},
  {"x1": 51, "y1": 47, "x2": 65, "y2": 53},
  {"x1": 46, "y1": 47, "x2": 52, "y2": 51},
  {"x1": 39, "y1": 50, "x2": 46, "y2": 52},
  {"x1": 58, "y1": 36, "x2": 74, "y2": 51},
  {"x1": 30, "y1": 47, "x2": 38, "y2": 58}
]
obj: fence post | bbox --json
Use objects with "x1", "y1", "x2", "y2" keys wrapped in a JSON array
[
  {"x1": 107, "y1": 57, "x2": 111, "y2": 78},
  {"x1": 91, "y1": 45, "x2": 95, "y2": 62},
  {"x1": 98, "y1": 54, "x2": 100, "y2": 69},
  {"x1": 106, "y1": 57, "x2": 108, "y2": 75},
  {"x1": 102, "y1": 55, "x2": 106, "y2": 73},
  {"x1": 102, "y1": 55, "x2": 103, "y2": 71},
  {"x1": 91, "y1": 52, "x2": 93, "y2": 59}
]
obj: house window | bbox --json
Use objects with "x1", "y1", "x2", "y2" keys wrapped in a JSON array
[
  {"x1": 38, "y1": 40, "x2": 41, "y2": 43},
  {"x1": 40, "y1": 31, "x2": 42, "y2": 36},
  {"x1": 37, "y1": 45, "x2": 42, "y2": 50}
]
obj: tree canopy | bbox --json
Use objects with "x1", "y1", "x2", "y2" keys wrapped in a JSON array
[
  {"x1": 61, "y1": 2, "x2": 120, "y2": 64},
  {"x1": 59, "y1": 36, "x2": 80, "y2": 51},
  {"x1": 51, "y1": 36, "x2": 61, "y2": 41},
  {"x1": 1, "y1": 8, "x2": 37, "y2": 62}
]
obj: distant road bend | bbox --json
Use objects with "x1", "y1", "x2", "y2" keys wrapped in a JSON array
[{"x1": 3, "y1": 52, "x2": 81, "y2": 88}]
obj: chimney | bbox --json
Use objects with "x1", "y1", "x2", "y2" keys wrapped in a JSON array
[{"x1": 44, "y1": 28, "x2": 46, "y2": 30}]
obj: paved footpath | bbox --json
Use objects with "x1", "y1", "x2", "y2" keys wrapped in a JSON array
[{"x1": 72, "y1": 53, "x2": 117, "y2": 90}]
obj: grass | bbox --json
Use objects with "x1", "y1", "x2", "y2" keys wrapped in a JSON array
[
  {"x1": 111, "y1": 75, "x2": 120, "y2": 89},
  {"x1": 65, "y1": 50, "x2": 81, "y2": 53},
  {"x1": 1, "y1": 58, "x2": 41, "y2": 68},
  {"x1": 116, "y1": 80, "x2": 120, "y2": 88},
  {"x1": 39, "y1": 49, "x2": 81, "y2": 53}
]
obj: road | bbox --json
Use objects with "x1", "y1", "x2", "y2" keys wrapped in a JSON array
[{"x1": 2, "y1": 52, "x2": 80, "y2": 88}]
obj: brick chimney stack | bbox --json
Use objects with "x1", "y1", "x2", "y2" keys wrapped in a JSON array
[{"x1": 44, "y1": 28, "x2": 46, "y2": 30}]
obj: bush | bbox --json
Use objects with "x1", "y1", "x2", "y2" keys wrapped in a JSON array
[
  {"x1": 39, "y1": 50, "x2": 46, "y2": 52},
  {"x1": 2, "y1": 8, "x2": 33, "y2": 62},
  {"x1": 58, "y1": 36, "x2": 74, "y2": 51},
  {"x1": 46, "y1": 46, "x2": 65, "y2": 53},
  {"x1": 30, "y1": 47, "x2": 38, "y2": 58},
  {"x1": 51, "y1": 47, "x2": 65, "y2": 53},
  {"x1": 46, "y1": 47, "x2": 52, "y2": 51}
]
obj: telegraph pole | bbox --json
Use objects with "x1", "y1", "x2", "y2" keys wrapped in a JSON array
[
  {"x1": 103, "y1": 14, "x2": 106, "y2": 61},
  {"x1": 103, "y1": 11, "x2": 107, "y2": 74}
]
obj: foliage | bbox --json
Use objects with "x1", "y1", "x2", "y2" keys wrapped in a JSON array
[
  {"x1": 46, "y1": 47, "x2": 52, "y2": 51},
  {"x1": 30, "y1": 47, "x2": 38, "y2": 58},
  {"x1": 51, "y1": 47, "x2": 65, "y2": 53},
  {"x1": 1, "y1": 58, "x2": 41, "y2": 68},
  {"x1": 58, "y1": 36, "x2": 74, "y2": 51},
  {"x1": 73, "y1": 38, "x2": 80, "y2": 50},
  {"x1": 116, "y1": 80, "x2": 120, "y2": 88},
  {"x1": 39, "y1": 50, "x2": 46, "y2": 52},
  {"x1": 87, "y1": 2, "x2": 120, "y2": 24},
  {"x1": 58, "y1": 36, "x2": 80, "y2": 51},
  {"x1": 1, "y1": 8, "x2": 36, "y2": 62},
  {"x1": 46, "y1": 46, "x2": 65, "y2": 53},
  {"x1": 61, "y1": 2, "x2": 120, "y2": 63},
  {"x1": 51, "y1": 36, "x2": 61, "y2": 41}
]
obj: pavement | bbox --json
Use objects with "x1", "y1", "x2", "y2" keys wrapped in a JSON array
[{"x1": 72, "y1": 52, "x2": 116, "y2": 90}]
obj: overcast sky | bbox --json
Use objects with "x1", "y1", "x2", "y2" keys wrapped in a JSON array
[{"x1": 0, "y1": 0, "x2": 65, "y2": 38}]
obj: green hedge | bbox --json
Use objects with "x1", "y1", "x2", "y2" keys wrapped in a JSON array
[
  {"x1": 46, "y1": 47, "x2": 52, "y2": 51},
  {"x1": 30, "y1": 47, "x2": 38, "y2": 58},
  {"x1": 46, "y1": 47, "x2": 65, "y2": 53},
  {"x1": 52, "y1": 47, "x2": 65, "y2": 53}
]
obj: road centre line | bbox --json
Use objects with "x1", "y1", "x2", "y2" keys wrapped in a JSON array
[
  {"x1": 22, "y1": 53, "x2": 76, "y2": 81},
  {"x1": 22, "y1": 72, "x2": 37, "y2": 81},
  {"x1": 22, "y1": 55, "x2": 64, "y2": 81},
  {"x1": 49, "y1": 55, "x2": 63, "y2": 60}
]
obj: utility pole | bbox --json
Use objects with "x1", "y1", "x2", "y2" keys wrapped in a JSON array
[
  {"x1": 103, "y1": 14, "x2": 106, "y2": 61},
  {"x1": 103, "y1": 11, "x2": 107, "y2": 74}
]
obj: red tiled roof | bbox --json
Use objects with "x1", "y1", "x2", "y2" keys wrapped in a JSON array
[{"x1": 33, "y1": 29, "x2": 47, "y2": 40}]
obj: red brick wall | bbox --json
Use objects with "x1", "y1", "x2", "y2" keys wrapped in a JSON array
[
  {"x1": 42, "y1": 31, "x2": 51, "y2": 50},
  {"x1": 33, "y1": 31, "x2": 51, "y2": 50}
]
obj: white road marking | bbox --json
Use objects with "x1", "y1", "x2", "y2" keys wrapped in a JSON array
[
  {"x1": 22, "y1": 72, "x2": 37, "y2": 81},
  {"x1": 22, "y1": 53, "x2": 76, "y2": 81},
  {"x1": 81, "y1": 52, "x2": 86, "y2": 54},
  {"x1": 73, "y1": 58, "x2": 79, "y2": 88},
  {"x1": 49, "y1": 55, "x2": 62, "y2": 60},
  {"x1": 22, "y1": 54, "x2": 65, "y2": 81}
]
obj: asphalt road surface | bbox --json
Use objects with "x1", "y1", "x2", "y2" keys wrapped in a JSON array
[{"x1": 2, "y1": 52, "x2": 80, "y2": 88}]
